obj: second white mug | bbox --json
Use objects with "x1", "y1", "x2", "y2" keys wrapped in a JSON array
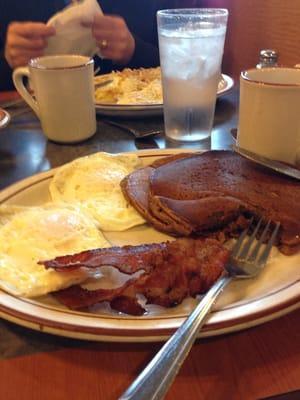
[
  {"x1": 237, "y1": 67, "x2": 300, "y2": 167},
  {"x1": 13, "y1": 54, "x2": 96, "y2": 143}
]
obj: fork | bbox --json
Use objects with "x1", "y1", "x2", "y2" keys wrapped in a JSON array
[{"x1": 119, "y1": 218, "x2": 280, "y2": 400}]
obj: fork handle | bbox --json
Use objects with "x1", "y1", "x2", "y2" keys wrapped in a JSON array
[{"x1": 119, "y1": 274, "x2": 232, "y2": 400}]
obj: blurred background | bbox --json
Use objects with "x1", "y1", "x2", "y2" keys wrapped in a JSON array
[{"x1": 202, "y1": 0, "x2": 300, "y2": 79}]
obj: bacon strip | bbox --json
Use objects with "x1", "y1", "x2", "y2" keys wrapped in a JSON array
[
  {"x1": 41, "y1": 243, "x2": 167, "y2": 274},
  {"x1": 43, "y1": 238, "x2": 229, "y2": 315},
  {"x1": 53, "y1": 278, "x2": 146, "y2": 316}
]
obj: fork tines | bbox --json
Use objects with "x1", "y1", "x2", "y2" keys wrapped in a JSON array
[{"x1": 232, "y1": 218, "x2": 281, "y2": 265}]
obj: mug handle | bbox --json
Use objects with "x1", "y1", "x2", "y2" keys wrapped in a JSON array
[{"x1": 12, "y1": 67, "x2": 40, "y2": 117}]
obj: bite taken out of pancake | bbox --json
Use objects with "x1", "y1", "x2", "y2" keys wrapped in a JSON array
[{"x1": 121, "y1": 150, "x2": 300, "y2": 255}]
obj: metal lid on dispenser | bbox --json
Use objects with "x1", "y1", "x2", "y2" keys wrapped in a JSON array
[{"x1": 256, "y1": 49, "x2": 278, "y2": 68}]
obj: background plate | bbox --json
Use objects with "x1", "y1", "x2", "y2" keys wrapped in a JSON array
[
  {"x1": 95, "y1": 74, "x2": 234, "y2": 118},
  {"x1": 0, "y1": 108, "x2": 10, "y2": 129},
  {"x1": 0, "y1": 148, "x2": 299, "y2": 343}
]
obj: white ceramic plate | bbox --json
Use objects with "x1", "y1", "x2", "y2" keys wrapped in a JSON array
[
  {"x1": 0, "y1": 149, "x2": 299, "y2": 343},
  {"x1": 95, "y1": 74, "x2": 234, "y2": 118}
]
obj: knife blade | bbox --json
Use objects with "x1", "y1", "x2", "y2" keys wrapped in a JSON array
[
  {"x1": 94, "y1": 79, "x2": 113, "y2": 89},
  {"x1": 232, "y1": 144, "x2": 300, "y2": 180},
  {"x1": 102, "y1": 118, "x2": 163, "y2": 138},
  {"x1": 0, "y1": 98, "x2": 25, "y2": 109}
]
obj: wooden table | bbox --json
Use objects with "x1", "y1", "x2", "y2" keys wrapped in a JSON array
[{"x1": 0, "y1": 89, "x2": 300, "y2": 400}]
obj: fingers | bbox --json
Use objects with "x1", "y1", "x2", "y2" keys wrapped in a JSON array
[
  {"x1": 5, "y1": 50, "x2": 45, "y2": 69},
  {"x1": 92, "y1": 15, "x2": 135, "y2": 64},
  {"x1": 6, "y1": 33, "x2": 49, "y2": 51},
  {"x1": 8, "y1": 21, "x2": 55, "y2": 38},
  {"x1": 98, "y1": 36, "x2": 131, "y2": 62},
  {"x1": 92, "y1": 14, "x2": 124, "y2": 32},
  {"x1": 5, "y1": 22, "x2": 55, "y2": 69}
]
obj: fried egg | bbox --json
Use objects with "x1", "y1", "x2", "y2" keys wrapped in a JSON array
[
  {"x1": 49, "y1": 152, "x2": 145, "y2": 231},
  {"x1": 0, "y1": 203, "x2": 110, "y2": 297}
]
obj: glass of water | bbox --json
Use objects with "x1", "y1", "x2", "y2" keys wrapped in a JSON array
[{"x1": 157, "y1": 8, "x2": 228, "y2": 142}]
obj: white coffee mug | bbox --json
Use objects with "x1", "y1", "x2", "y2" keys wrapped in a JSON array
[
  {"x1": 13, "y1": 55, "x2": 96, "y2": 143},
  {"x1": 237, "y1": 67, "x2": 300, "y2": 167}
]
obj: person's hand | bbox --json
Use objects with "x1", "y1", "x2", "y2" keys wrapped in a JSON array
[
  {"x1": 5, "y1": 22, "x2": 55, "y2": 69},
  {"x1": 87, "y1": 15, "x2": 135, "y2": 65}
]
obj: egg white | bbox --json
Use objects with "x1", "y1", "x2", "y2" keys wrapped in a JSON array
[
  {"x1": 0, "y1": 203, "x2": 110, "y2": 297},
  {"x1": 49, "y1": 152, "x2": 145, "y2": 231}
]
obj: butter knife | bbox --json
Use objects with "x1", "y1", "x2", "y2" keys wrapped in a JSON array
[
  {"x1": 232, "y1": 144, "x2": 300, "y2": 180},
  {"x1": 94, "y1": 79, "x2": 113, "y2": 89},
  {"x1": 102, "y1": 118, "x2": 163, "y2": 138},
  {"x1": 0, "y1": 98, "x2": 26, "y2": 109}
]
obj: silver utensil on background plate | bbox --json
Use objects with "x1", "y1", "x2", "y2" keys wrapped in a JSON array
[
  {"x1": 232, "y1": 144, "x2": 300, "y2": 180},
  {"x1": 94, "y1": 79, "x2": 113, "y2": 89},
  {"x1": 119, "y1": 219, "x2": 280, "y2": 400},
  {"x1": 102, "y1": 119, "x2": 163, "y2": 138}
]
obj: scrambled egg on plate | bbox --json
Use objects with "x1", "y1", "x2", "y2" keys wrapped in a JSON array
[{"x1": 94, "y1": 67, "x2": 162, "y2": 105}]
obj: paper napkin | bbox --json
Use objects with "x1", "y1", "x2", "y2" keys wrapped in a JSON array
[{"x1": 44, "y1": 0, "x2": 102, "y2": 57}]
